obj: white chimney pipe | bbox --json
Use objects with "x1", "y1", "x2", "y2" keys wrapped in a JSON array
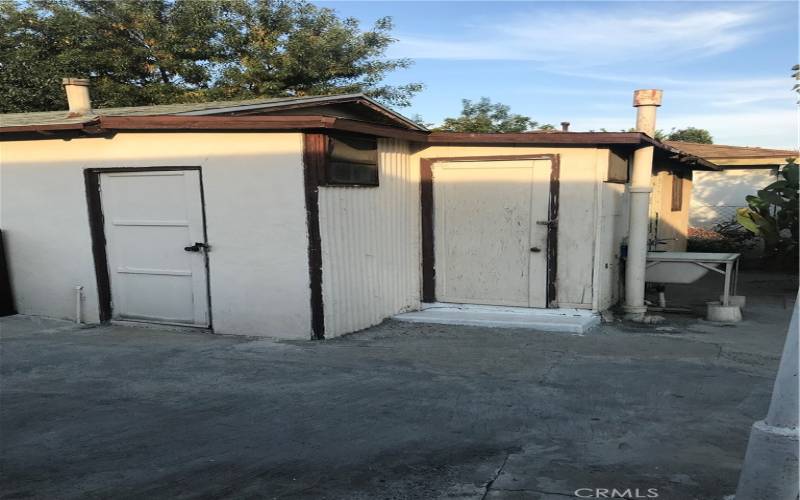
[
  {"x1": 623, "y1": 89, "x2": 662, "y2": 319},
  {"x1": 62, "y1": 78, "x2": 92, "y2": 116}
]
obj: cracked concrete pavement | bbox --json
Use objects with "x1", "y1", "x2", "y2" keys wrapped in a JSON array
[{"x1": 1, "y1": 272, "x2": 795, "y2": 499}]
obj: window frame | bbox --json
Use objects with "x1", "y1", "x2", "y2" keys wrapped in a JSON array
[
  {"x1": 671, "y1": 172, "x2": 683, "y2": 212},
  {"x1": 321, "y1": 132, "x2": 380, "y2": 188}
]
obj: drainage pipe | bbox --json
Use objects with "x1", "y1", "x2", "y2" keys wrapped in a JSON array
[
  {"x1": 624, "y1": 89, "x2": 662, "y2": 319},
  {"x1": 74, "y1": 285, "x2": 83, "y2": 324}
]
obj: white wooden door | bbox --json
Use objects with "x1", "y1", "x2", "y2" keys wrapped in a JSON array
[
  {"x1": 100, "y1": 170, "x2": 209, "y2": 326},
  {"x1": 433, "y1": 159, "x2": 551, "y2": 307}
]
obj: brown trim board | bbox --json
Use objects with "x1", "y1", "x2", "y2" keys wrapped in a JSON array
[
  {"x1": 419, "y1": 154, "x2": 560, "y2": 307},
  {"x1": 546, "y1": 156, "x2": 560, "y2": 307},
  {"x1": 0, "y1": 115, "x2": 428, "y2": 142},
  {"x1": 302, "y1": 133, "x2": 326, "y2": 339},
  {"x1": 420, "y1": 158, "x2": 435, "y2": 302},
  {"x1": 84, "y1": 166, "x2": 208, "y2": 325},
  {"x1": 84, "y1": 170, "x2": 112, "y2": 322},
  {"x1": 427, "y1": 131, "x2": 645, "y2": 145}
]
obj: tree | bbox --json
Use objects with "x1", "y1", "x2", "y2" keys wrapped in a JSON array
[
  {"x1": 435, "y1": 97, "x2": 552, "y2": 133},
  {"x1": 0, "y1": 0, "x2": 422, "y2": 113},
  {"x1": 410, "y1": 113, "x2": 433, "y2": 129},
  {"x1": 666, "y1": 127, "x2": 713, "y2": 144},
  {"x1": 618, "y1": 127, "x2": 668, "y2": 141}
]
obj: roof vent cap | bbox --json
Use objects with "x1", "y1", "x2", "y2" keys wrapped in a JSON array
[{"x1": 62, "y1": 77, "x2": 91, "y2": 116}]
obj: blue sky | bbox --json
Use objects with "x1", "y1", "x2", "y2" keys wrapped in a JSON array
[{"x1": 316, "y1": 1, "x2": 798, "y2": 148}]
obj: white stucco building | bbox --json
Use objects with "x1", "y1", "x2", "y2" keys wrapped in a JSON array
[
  {"x1": 0, "y1": 83, "x2": 717, "y2": 339},
  {"x1": 664, "y1": 141, "x2": 797, "y2": 230}
]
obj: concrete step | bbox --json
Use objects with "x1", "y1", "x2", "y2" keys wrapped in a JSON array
[{"x1": 393, "y1": 302, "x2": 600, "y2": 334}]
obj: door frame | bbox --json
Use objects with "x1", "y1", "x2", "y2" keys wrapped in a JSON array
[
  {"x1": 84, "y1": 166, "x2": 212, "y2": 326},
  {"x1": 420, "y1": 154, "x2": 560, "y2": 308}
]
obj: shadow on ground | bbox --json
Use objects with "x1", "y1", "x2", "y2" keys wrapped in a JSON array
[{"x1": 1, "y1": 272, "x2": 795, "y2": 499}]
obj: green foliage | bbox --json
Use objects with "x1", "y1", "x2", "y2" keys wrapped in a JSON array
[
  {"x1": 619, "y1": 127, "x2": 667, "y2": 141},
  {"x1": 409, "y1": 113, "x2": 433, "y2": 129},
  {"x1": 736, "y1": 160, "x2": 799, "y2": 259},
  {"x1": 618, "y1": 127, "x2": 711, "y2": 143},
  {"x1": 0, "y1": 0, "x2": 422, "y2": 112},
  {"x1": 435, "y1": 97, "x2": 552, "y2": 133},
  {"x1": 665, "y1": 127, "x2": 713, "y2": 144}
]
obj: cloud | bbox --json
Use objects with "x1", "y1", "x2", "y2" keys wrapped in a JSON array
[{"x1": 389, "y1": 5, "x2": 766, "y2": 69}]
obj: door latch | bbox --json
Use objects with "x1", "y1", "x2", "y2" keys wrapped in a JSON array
[
  {"x1": 536, "y1": 219, "x2": 558, "y2": 227},
  {"x1": 184, "y1": 242, "x2": 209, "y2": 252}
]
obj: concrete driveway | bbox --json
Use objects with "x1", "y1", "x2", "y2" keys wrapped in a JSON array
[{"x1": 1, "y1": 273, "x2": 795, "y2": 499}]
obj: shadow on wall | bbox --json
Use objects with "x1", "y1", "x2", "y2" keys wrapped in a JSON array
[
  {"x1": 0, "y1": 230, "x2": 16, "y2": 316},
  {"x1": 690, "y1": 168, "x2": 779, "y2": 228}
]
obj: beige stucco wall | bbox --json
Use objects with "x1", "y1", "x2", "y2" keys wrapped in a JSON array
[
  {"x1": 319, "y1": 139, "x2": 421, "y2": 337},
  {"x1": 649, "y1": 168, "x2": 692, "y2": 252},
  {"x1": 414, "y1": 145, "x2": 612, "y2": 309},
  {"x1": 0, "y1": 132, "x2": 312, "y2": 338}
]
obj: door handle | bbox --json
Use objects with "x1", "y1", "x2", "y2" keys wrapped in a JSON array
[
  {"x1": 530, "y1": 247, "x2": 542, "y2": 253},
  {"x1": 184, "y1": 242, "x2": 209, "y2": 252},
  {"x1": 536, "y1": 219, "x2": 558, "y2": 227}
]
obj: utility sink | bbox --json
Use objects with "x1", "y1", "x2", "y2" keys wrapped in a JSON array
[{"x1": 645, "y1": 252, "x2": 740, "y2": 284}]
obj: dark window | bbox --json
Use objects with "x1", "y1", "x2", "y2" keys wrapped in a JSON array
[
  {"x1": 324, "y1": 133, "x2": 379, "y2": 186},
  {"x1": 671, "y1": 174, "x2": 683, "y2": 211}
]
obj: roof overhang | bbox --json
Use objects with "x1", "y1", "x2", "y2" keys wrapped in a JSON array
[
  {"x1": 703, "y1": 157, "x2": 792, "y2": 168},
  {"x1": 426, "y1": 131, "x2": 719, "y2": 171},
  {"x1": 0, "y1": 115, "x2": 429, "y2": 142},
  {"x1": 0, "y1": 118, "x2": 719, "y2": 170},
  {"x1": 175, "y1": 94, "x2": 428, "y2": 131},
  {"x1": 651, "y1": 139, "x2": 720, "y2": 171},
  {"x1": 426, "y1": 131, "x2": 646, "y2": 145}
]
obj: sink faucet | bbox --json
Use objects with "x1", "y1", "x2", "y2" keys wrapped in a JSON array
[{"x1": 649, "y1": 237, "x2": 678, "y2": 250}]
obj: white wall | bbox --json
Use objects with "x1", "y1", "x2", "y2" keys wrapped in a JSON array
[
  {"x1": 690, "y1": 167, "x2": 779, "y2": 228},
  {"x1": 319, "y1": 139, "x2": 420, "y2": 336},
  {"x1": 592, "y1": 151, "x2": 629, "y2": 311},
  {"x1": 0, "y1": 132, "x2": 311, "y2": 338}
]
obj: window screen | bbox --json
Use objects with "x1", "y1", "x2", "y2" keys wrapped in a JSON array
[{"x1": 325, "y1": 133, "x2": 379, "y2": 186}]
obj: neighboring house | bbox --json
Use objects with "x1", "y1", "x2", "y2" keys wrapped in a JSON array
[
  {"x1": 0, "y1": 80, "x2": 716, "y2": 339},
  {"x1": 668, "y1": 141, "x2": 797, "y2": 230}
]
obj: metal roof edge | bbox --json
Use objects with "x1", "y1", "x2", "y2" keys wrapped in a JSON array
[{"x1": 177, "y1": 93, "x2": 427, "y2": 132}]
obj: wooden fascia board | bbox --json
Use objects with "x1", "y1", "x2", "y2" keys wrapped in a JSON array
[
  {"x1": 0, "y1": 119, "x2": 98, "y2": 134},
  {"x1": 426, "y1": 131, "x2": 646, "y2": 145},
  {"x1": 98, "y1": 115, "x2": 336, "y2": 130},
  {"x1": 98, "y1": 115, "x2": 428, "y2": 141}
]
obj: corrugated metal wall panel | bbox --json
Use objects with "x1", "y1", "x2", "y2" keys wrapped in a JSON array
[{"x1": 319, "y1": 139, "x2": 420, "y2": 336}]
